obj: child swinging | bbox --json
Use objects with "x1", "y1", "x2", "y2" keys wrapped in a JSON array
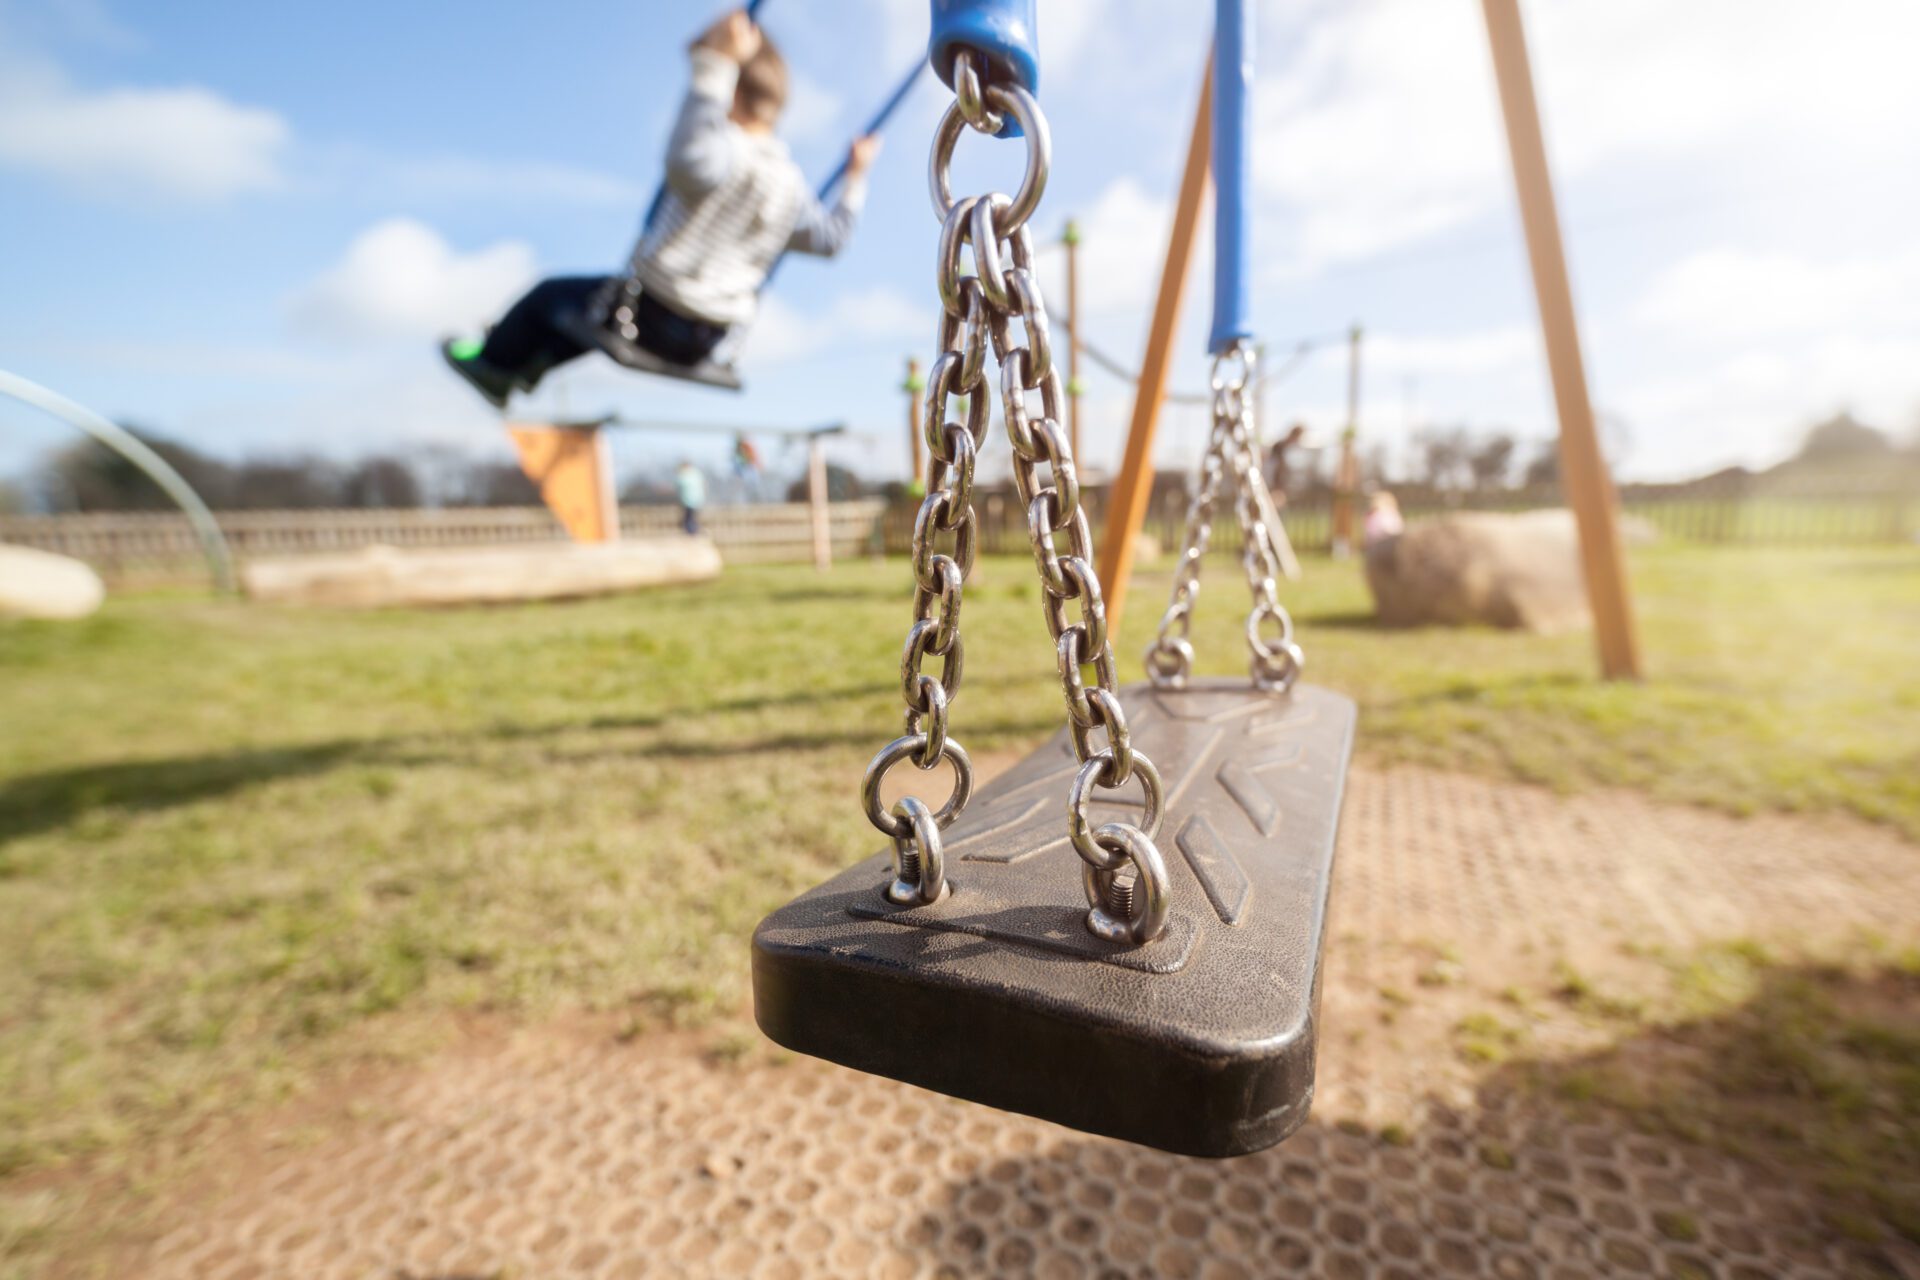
[{"x1": 442, "y1": 9, "x2": 881, "y2": 409}]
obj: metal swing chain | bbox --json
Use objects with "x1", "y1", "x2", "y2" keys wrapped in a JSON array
[
  {"x1": 859, "y1": 51, "x2": 1172, "y2": 946},
  {"x1": 1145, "y1": 342, "x2": 1306, "y2": 693}
]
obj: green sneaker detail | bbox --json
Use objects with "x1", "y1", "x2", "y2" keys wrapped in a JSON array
[{"x1": 447, "y1": 337, "x2": 485, "y2": 361}]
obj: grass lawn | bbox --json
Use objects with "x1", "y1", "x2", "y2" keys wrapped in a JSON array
[{"x1": 1, "y1": 544, "x2": 1916, "y2": 1185}]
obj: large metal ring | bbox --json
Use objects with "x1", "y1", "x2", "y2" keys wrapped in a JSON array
[
  {"x1": 1068, "y1": 750, "x2": 1163, "y2": 872},
  {"x1": 863, "y1": 734, "x2": 974, "y2": 840},
  {"x1": 929, "y1": 82, "x2": 1049, "y2": 232},
  {"x1": 1082, "y1": 824, "x2": 1171, "y2": 945},
  {"x1": 885, "y1": 795, "x2": 950, "y2": 907}
]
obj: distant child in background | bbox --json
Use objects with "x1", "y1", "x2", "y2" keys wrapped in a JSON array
[
  {"x1": 441, "y1": 9, "x2": 882, "y2": 409},
  {"x1": 1264, "y1": 421, "x2": 1309, "y2": 502},
  {"x1": 1364, "y1": 490, "x2": 1404, "y2": 548},
  {"x1": 676, "y1": 460, "x2": 707, "y2": 535},
  {"x1": 730, "y1": 433, "x2": 762, "y2": 499}
]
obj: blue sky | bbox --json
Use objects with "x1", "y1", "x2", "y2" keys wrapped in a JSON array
[{"x1": 3, "y1": 0, "x2": 1916, "y2": 491}]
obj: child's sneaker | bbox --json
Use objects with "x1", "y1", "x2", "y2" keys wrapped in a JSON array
[{"x1": 440, "y1": 337, "x2": 516, "y2": 410}]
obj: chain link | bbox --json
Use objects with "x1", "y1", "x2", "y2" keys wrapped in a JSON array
[
  {"x1": 1145, "y1": 342, "x2": 1306, "y2": 693},
  {"x1": 861, "y1": 52, "x2": 1170, "y2": 945}
]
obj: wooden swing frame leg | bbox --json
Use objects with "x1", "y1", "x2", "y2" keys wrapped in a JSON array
[
  {"x1": 508, "y1": 421, "x2": 621, "y2": 544},
  {"x1": 1482, "y1": 0, "x2": 1640, "y2": 679},
  {"x1": 1095, "y1": 52, "x2": 1213, "y2": 638},
  {"x1": 1098, "y1": 9, "x2": 1641, "y2": 681}
]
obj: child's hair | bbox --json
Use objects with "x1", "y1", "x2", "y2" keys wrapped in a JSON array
[{"x1": 735, "y1": 39, "x2": 788, "y2": 127}]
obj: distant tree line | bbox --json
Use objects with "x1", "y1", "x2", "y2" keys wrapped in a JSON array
[
  {"x1": 4, "y1": 411, "x2": 1909, "y2": 516},
  {"x1": 1354, "y1": 410, "x2": 1916, "y2": 499},
  {"x1": 8, "y1": 424, "x2": 874, "y2": 515},
  {"x1": 9, "y1": 426, "x2": 549, "y2": 513}
]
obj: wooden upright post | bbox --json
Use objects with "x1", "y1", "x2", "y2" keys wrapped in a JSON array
[
  {"x1": 1482, "y1": 0, "x2": 1641, "y2": 680},
  {"x1": 904, "y1": 357, "x2": 926, "y2": 486},
  {"x1": 1095, "y1": 53, "x2": 1214, "y2": 637},
  {"x1": 1330, "y1": 325, "x2": 1362, "y2": 556},
  {"x1": 1063, "y1": 219, "x2": 1084, "y2": 463},
  {"x1": 807, "y1": 434, "x2": 832, "y2": 571}
]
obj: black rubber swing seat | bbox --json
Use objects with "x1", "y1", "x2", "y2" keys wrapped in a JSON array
[
  {"x1": 555, "y1": 309, "x2": 745, "y2": 392},
  {"x1": 752, "y1": 678, "x2": 1357, "y2": 1158}
]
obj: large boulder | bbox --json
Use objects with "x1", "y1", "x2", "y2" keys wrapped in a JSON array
[
  {"x1": 0, "y1": 544, "x2": 106, "y2": 619},
  {"x1": 1364, "y1": 510, "x2": 1591, "y2": 633}
]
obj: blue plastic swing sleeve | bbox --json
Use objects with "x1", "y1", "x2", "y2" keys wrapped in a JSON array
[
  {"x1": 929, "y1": 0, "x2": 1038, "y2": 138},
  {"x1": 1210, "y1": 0, "x2": 1254, "y2": 354}
]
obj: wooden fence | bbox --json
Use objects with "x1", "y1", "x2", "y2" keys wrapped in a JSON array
[
  {"x1": 6, "y1": 484, "x2": 1912, "y2": 590},
  {"x1": 878, "y1": 483, "x2": 1919, "y2": 558},
  {"x1": 0, "y1": 500, "x2": 889, "y2": 587}
]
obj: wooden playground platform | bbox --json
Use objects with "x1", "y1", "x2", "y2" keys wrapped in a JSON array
[{"x1": 239, "y1": 538, "x2": 724, "y2": 608}]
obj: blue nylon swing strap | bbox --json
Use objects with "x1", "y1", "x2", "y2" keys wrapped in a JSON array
[
  {"x1": 928, "y1": 0, "x2": 1037, "y2": 138},
  {"x1": 759, "y1": 55, "x2": 921, "y2": 291},
  {"x1": 810, "y1": 59, "x2": 925, "y2": 200},
  {"x1": 1210, "y1": 0, "x2": 1254, "y2": 355}
]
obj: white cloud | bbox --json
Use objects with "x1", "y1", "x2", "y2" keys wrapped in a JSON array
[
  {"x1": 1040, "y1": 177, "x2": 1186, "y2": 317},
  {"x1": 1614, "y1": 245, "x2": 1920, "y2": 472},
  {"x1": 286, "y1": 218, "x2": 538, "y2": 344},
  {"x1": 1636, "y1": 247, "x2": 1920, "y2": 346},
  {"x1": 744, "y1": 286, "x2": 934, "y2": 365},
  {"x1": 0, "y1": 58, "x2": 288, "y2": 200},
  {"x1": 1615, "y1": 335, "x2": 1920, "y2": 476},
  {"x1": 1253, "y1": 0, "x2": 1503, "y2": 269},
  {"x1": 1254, "y1": 0, "x2": 1920, "y2": 271},
  {"x1": 1364, "y1": 327, "x2": 1537, "y2": 377},
  {"x1": 781, "y1": 68, "x2": 844, "y2": 145},
  {"x1": 0, "y1": 26, "x2": 636, "y2": 210}
]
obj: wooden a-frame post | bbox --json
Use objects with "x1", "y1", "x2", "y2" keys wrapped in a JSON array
[
  {"x1": 1095, "y1": 52, "x2": 1214, "y2": 636},
  {"x1": 1482, "y1": 0, "x2": 1641, "y2": 679},
  {"x1": 1093, "y1": 7, "x2": 1639, "y2": 680}
]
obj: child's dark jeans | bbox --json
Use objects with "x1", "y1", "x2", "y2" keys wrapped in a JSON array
[{"x1": 480, "y1": 276, "x2": 728, "y2": 388}]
